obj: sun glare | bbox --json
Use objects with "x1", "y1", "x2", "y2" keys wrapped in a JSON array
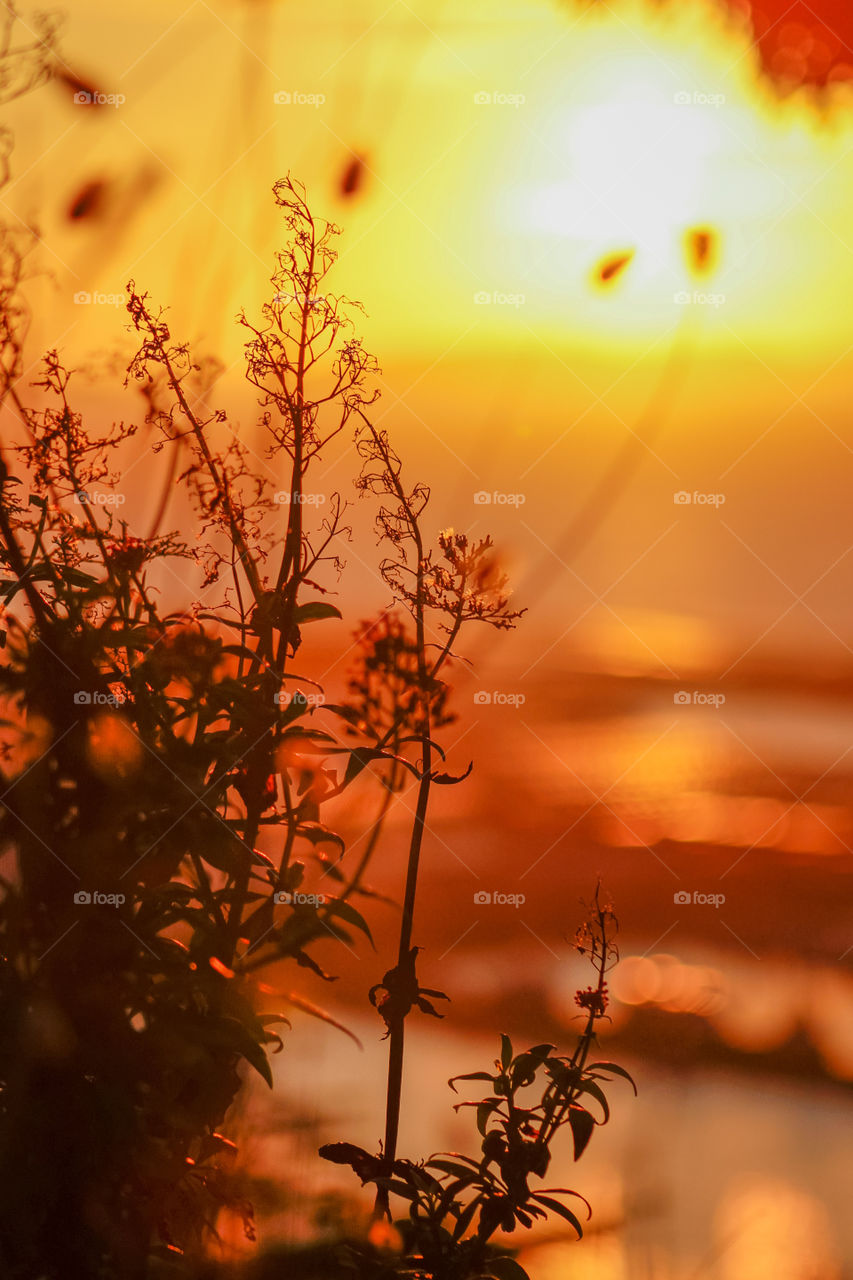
[{"x1": 524, "y1": 87, "x2": 725, "y2": 259}]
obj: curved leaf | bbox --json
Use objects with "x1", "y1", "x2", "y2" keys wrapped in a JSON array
[
  {"x1": 323, "y1": 897, "x2": 375, "y2": 947},
  {"x1": 430, "y1": 760, "x2": 473, "y2": 785},
  {"x1": 481, "y1": 1258, "x2": 531, "y2": 1280},
  {"x1": 295, "y1": 600, "x2": 342, "y2": 624},
  {"x1": 587, "y1": 1061, "x2": 638, "y2": 1094},
  {"x1": 567, "y1": 1104, "x2": 595, "y2": 1160},
  {"x1": 448, "y1": 1070, "x2": 494, "y2": 1094},
  {"x1": 531, "y1": 1194, "x2": 583, "y2": 1238},
  {"x1": 296, "y1": 822, "x2": 345, "y2": 854}
]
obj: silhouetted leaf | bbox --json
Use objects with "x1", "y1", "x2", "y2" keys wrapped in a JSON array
[
  {"x1": 528, "y1": 1042, "x2": 556, "y2": 1059},
  {"x1": 428, "y1": 1155, "x2": 483, "y2": 1180},
  {"x1": 531, "y1": 1194, "x2": 583, "y2": 1238},
  {"x1": 477, "y1": 1100, "x2": 498, "y2": 1135},
  {"x1": 482, "y1": 1258, "x2": 531, "y2": 1280},
  {"x1": 294, "y1": 949, "x2": 338, "y2": 982},
  {"x1": 415, "y1": 992, "x2": 447, "y2": 1019},
  {"x1": 319, "y1": 1142, "x2": 375, "y2": 1178},
  {"x1": 448, "y1": 1070, "x2": 494, "y2": 1094},
  {"x1": 342, "y1": 745, "x2": 417, "y2": 786},
  {"x1": 296, "y1": 822, "x2": 345, "y2": 854},
  {"x1": 587, "y1": 1061, "x2": 638, "y2": 1094},
  {"x1": 324, "y1": 897, "x2": 375, "y2": 946},
  {"x1": 295, "y1": 601, "x2": 342, "y2": 624},
  {"x1": 430, "y1": 760, "x2": 473, "y2": 785},
  {"x1": 199, "y1": 1016, "x2": 273, "y2": 1088},
  {"x1": 574, "y1": 1077, "x2": 610, "y2": 1123},
  {"x1": 567, "y1": 1105, "x2": 595, "y2": 1160},
  {"x1": 511, "y1": 1046, "x2": 553, "y2": 1087}
]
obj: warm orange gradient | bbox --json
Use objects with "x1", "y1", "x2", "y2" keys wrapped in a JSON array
[
  {"x1": 5, "y1": 7, "x2": 853, "y2": 1274},
  {"x1": 4, "y1": 0, "x2": 850, "y2": 360},
  {"x1": 7, "y1": 0, "x2": 853, "y2": 663},
  {"x1": 8, "y1": 0, "x2": 853, "y2": 362}
]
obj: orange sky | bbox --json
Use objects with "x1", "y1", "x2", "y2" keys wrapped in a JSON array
[{"x1": 6, "y1": 0, "x2": 853, "y2": 664}]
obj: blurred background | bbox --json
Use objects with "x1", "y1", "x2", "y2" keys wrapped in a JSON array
[{"x1": 7, "y1": 0, "x2": 853, "y2": 1274}]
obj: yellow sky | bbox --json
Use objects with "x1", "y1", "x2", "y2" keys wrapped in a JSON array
[{"x1": 6, "y1": 0, "x2": 853, "y2": 662}]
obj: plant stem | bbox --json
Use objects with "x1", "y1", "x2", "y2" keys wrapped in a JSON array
[
  {"x1": 376, "y1": 519, "x2": 433, "y2": 1218},
  {"x1": 379, "y1": 765, "x2": 431, "y2": 1182}
]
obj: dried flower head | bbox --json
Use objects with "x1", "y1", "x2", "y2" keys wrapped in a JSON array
[{"x1": 344, "y1": 611, "x2": 454, "y2": 742}]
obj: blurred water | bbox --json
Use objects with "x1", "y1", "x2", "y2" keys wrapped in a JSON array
[
  {"x1": 240, "y1": 1008, "x2": 853, "y2": 1279},
  {"x1": 237, "y1": 656, "x2": 853, "y2": 1276}
]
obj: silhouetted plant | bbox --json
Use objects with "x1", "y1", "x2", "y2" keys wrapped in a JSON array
[
  {"x1": 0, "y1": 154, "x2": 634, "y2": 1280},
  {"x1": 0, "y1": 175, "x2": 394, "y2": 1278},
  {"x1": 321, "y1": 888, "x2": 634, "y2": 1279}
]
